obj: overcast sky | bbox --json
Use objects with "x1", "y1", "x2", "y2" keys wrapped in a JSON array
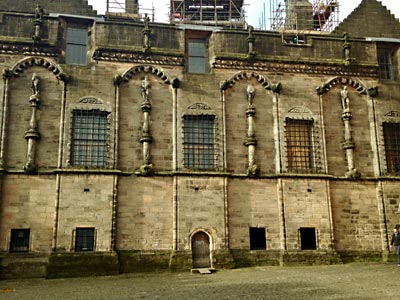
[{"x1": 88, "y1": 0, "x2": 400, "y2": 29}]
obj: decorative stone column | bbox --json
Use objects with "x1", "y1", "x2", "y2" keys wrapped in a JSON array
[
  {"x1": 142, "y1": 14, "x2": 151, "y2": 53},
  {"x1": 32, "y1": 4, "x2": 44, "y2": 45},
  {"x1": 342, "y1": 32, "x2": 353, "y2": 66},
  {"x1": 139, "y1": 76, "x2": 153, "y2": 175},
  {"x1": 246, "y1": 25, "x2": 256, "y2": 60},
  {"x1": 245, "y1": 84, "x2": 259, "y2": 177},
  {"x1": 340, "y1": 86, "x2": 360, "y2": 178},
  {"x1": 24, "y1": 73, "x2": 41, "y2": 173}
]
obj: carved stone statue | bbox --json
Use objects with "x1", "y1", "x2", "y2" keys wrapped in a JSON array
[
  {"x1": 31, "y1": 73, "x2": 40, "y2": 99},
  {"x1": 246, "y1": 84, "x2": 255, "y2": 105},
  {"x1": 141, "y1": 76, "x2": 151, "y2": 101},
  {"x1": 340, "y1": 86, "x2": 349, "y2": 111},
  {"x1": 34, "y1": 4, "x2": 44, "y2": 20}
]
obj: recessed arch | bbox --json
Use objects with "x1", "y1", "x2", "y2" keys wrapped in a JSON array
[
  {"x1": 220, "y1": 71, "x2": 275, "y2": 91},
  {"x1": 191, "y1": 230, "x2": 212, "y2": 269},
  {"x1": 118, "y1": 64, "x2": 172, "y2": 85},
  {"x1": 6, "y1": 56, "x2": 67, "y2": 81},
  {"x1": 316, "y1": 76, "x2": 368, "y2": 95}
]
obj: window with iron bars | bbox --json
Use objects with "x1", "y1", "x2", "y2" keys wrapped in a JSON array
[
  {"x1": 285, "y1": 118, "x2": 315, "y2": 172},
  {"x1": 71, "y1": 109, "x2": 109, "y2": 168},
  {"x1": 377, "y1": 47, "x2": 393, "y2": 80},
  {"x1": 383, "y1": 122, "x2": 400, "y2": 174},
  {"x1": 10, "y1": 229, "x2": 30, "y2": 253},
  {"x1": 75, "y1": 228, "x2": 95, "y2": 252},
  {"x1": 183, "y1": 115, "x2": 216, "y2": 170}
]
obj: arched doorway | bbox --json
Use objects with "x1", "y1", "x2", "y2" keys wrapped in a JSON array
[{"x1": 191, "y1": 231, "x2": 211, "y2": 268}]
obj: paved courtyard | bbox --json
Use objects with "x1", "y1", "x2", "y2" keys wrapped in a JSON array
[{"x1": 0, "y1": 263, "x2": 399, "y2": 300}]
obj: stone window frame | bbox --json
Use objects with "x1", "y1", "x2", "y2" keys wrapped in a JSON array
[
  {"x1": 298, "y1": 227, "x2": 318, "y2": 250},
  {"x1": 281, "y1": 107, "x2": 323, "y2": 174},
  {"x1": 60, "y1": 16, "x2": 94, "y2": 66},
  {"x1": 379, "y1": 111, "x2": 400, "y2": 176},
  {"x1": 185, "y1": 30, "x2": 211, "y2": 74},
  {"x1": 66, "y1": 97, "x2": 113, "y2": 169},
  {"x1": 179, "y1": 103, "x2": 221, "y2": 171},
  {"x1": 249, "y1": 227, "x2": 267, "y2": 250},
  {"x1": 377, "y1": 43, "x2": 399, "y2": 81}
]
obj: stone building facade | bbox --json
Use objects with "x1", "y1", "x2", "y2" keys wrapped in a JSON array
[{"x1": 0, "y1": 0, "x2": 400, "y2": 278}]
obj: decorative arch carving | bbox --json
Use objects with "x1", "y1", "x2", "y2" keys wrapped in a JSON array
[
  {"x1": 5, "y1": 57, "x2": 67, "y2": 81},
  {"x1": 316, "y1": 76, "x2": 368, "y2": 95},
  {"x1": 116, "y1": 65, "x2": 172, "y2": 85},
  {"x1": 220, "y1": 71, "x2": 280, "y2": 92}
]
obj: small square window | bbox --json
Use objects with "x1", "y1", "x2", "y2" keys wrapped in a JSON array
[
  {"x1": 75, "y1": 228, "x2": 95, "y2": 252},
  {"x1": 299, "y1": 227, "x2": 317, "y2": 250},
  {"x1": 249, "y1": 227, "x2": 266, "y2": 250},
  {"x1": 10, "y1": 229, "x2": 30, "y2": 253}
]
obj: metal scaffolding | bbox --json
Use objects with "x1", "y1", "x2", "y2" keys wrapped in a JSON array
[
  {"x1": 270, "y1": 0, "x2": 339, "y2": 32},
  {"x1": 170, "y1": 0, "x2": 246, "y2": 28},
  {"x1": 312, "y1": 0, "x2": 339, "y2": 31}
]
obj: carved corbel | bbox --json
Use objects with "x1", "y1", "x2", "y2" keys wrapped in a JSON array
[
  {"x1": 2, "y1": 68, "x2": 13, "y2": 80},
  {"x1": 367, "y1": 86, "x2": 378, "y2": 97},
  {"x1": 171, "y1": 77, "x2": 180, "y2": 89},
  {"x1": 316, "y1": 83, "x2": 328, "y2": 95},
  {"x1": 220, "y1": 80, "x2": 230, "y2": 91},
  {"x1": 271, "y1": 82, "x2": 282, "y2": 94},
  {"x1": 113, "y1": 75, "x2": 123, "y2": 86}
]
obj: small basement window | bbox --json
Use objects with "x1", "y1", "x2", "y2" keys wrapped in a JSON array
[
  {"x1": 249, "y1": 227, "x2": 266, "y2": 250},
  {"x1": 75, "y1": 227, "x2": 95, "y2": 252},
  {"x1": 299, "y1": 227, "x2": 317, "y2": 250},
  {"x1": 10, "y1": 229, "x2": 30, "y2": 253}
]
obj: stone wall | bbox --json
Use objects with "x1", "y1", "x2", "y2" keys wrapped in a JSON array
[{"x1": 0, "y1": 0, "x2": 399, "y2": 279}]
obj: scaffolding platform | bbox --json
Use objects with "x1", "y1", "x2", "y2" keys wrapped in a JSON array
[{"x1": 170, "y1": 0, "x2": 245, "y2": 28}]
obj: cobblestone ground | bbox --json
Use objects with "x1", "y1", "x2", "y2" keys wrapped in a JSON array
[{"x1": 1, "y1": 263, "x2": 399, "y2": 300}]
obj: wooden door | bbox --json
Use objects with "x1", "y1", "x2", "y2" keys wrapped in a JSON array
[{"x1": 191, "y1": 232, "x2": 211, "y2": 268}]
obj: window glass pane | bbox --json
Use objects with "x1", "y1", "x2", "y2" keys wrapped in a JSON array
[
  {"x1": 383, "y1": 123, "x2": 400, "y2": 174},
  {"x1": 71, "y1": 110, "x2": 109, "y2": 167},
  {"x1": 66, "y1": 25, "x2": 88, "y2": 65},
  {"x1": 183, "y1": 115, "x2": 215, "y2": 169},
  {"x1": 286, "y1": 118, "x2": 314, "y2": 172},
  {"x1": 66, "y1": 44, "x2": 87, "y2": 65},
  {"x1": 10, "y1": 229, "x2": 30, "y2": 253},
  {"x1": 188, "y1": 39, "x2": 207, "y2": 74},
  {"x1": 188, "y1": 57, "x2": 206, "y2": 74}
]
